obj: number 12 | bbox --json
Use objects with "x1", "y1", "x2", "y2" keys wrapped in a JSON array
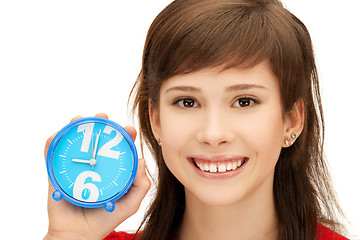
[{"x1": 77, "y1": 123, "x2": 123, "y2": 159}]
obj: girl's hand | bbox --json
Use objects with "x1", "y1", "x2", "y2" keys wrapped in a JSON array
[{"x1": 43, "y1": 113, "x2": 151, "y2": 240}]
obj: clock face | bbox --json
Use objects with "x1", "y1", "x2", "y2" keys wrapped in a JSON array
[{"x1": 47, "y1": 118, "x2": 137, "y2": 210}]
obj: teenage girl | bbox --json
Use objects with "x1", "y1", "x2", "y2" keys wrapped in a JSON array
[{"x1": 44, "y1": 0, "x2": 349, "y2": 239}]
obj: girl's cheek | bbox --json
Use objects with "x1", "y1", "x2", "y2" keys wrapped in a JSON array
[{"x1": 235, "y1": 107, "x2": 284, "y2": 149}]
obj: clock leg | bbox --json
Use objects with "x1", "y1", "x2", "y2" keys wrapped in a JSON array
[
  {"x1": 52, "y1": 190, "x2": 63, "y2": 201},
  {"x1": 104, "y1": 201, "x2": 115, "y2": 212}
]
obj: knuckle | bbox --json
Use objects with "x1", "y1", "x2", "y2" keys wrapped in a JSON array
[{"x1": 144, "y1": 178, "x2": 151, "y2": 190}]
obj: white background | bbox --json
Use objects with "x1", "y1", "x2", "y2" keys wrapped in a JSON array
[{"x1": 0, "y1": 0, "x2": 359, "y2": 239}]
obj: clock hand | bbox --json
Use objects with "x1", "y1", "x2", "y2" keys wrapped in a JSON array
[
  {"x1": 72, "y1": 158, "x2": 97, "y2": 167},
  {"x1": 72, "y1": 159, "x2": 91, "y2": 164},
  {"x1": 88, "y1": 129, "x2": 101, "y2": 170},
  {"x1": 93, "y1": 129, "x2": 101, "y2": 160},
  {"x1": 91, "y1": 132, "x2": 94, "y2": 159}
]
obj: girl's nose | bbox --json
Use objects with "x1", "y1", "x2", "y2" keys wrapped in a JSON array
[{"x1": 196, "y1": 110, "x2": 234, "y2": 147}]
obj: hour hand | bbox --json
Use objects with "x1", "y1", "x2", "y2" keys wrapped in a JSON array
[
  {"x1": 72, "y1": 159, "x2": 91, "y2": 164},
  {"x1": 72, "y1": 158, "x2": 97, "y2": 167}
]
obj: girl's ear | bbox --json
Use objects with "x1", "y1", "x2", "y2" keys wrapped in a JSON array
[
  {"x1": 148, "y1": 100, "x2": 161, "y2": 141},
  {"x1": 283, "y1": 99, "x2": 305, "y2": 148}
]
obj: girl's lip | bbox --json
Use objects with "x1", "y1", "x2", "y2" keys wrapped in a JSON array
[
  {"x1": 187, "y1": 155, "x2": 249, "y2": 179},
  {"x1": 187, "y1": 155, "x2": 246, "y2": 162}
]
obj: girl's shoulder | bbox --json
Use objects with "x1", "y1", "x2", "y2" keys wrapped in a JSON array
[
  {"x1": 317, "y1": 224, "x2": 349, "y2": 240},
  {"x1": 104, "y1": 231, "x2": 140, "y2": 240}
]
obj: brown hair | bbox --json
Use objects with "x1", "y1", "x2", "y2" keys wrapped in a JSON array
[{"x1": 130, "y1": 0, "x2": 345, "y2": 239}]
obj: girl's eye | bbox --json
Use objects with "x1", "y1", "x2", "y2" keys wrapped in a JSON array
[
  {"x1": 233, "y1": 97, "x2": 258, "y2": 108},
  {"x1": 173, "y1": 98, "x2": 199, "y2": 108}
]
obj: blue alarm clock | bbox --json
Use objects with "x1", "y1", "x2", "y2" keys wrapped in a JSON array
[{"x1": 46, "y1": 117, "x2": 138, "y2": 212}]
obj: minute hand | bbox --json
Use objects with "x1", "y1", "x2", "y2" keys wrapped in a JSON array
[{"x1": 93, "y1": 129, "x2": 101, "y2": 159}]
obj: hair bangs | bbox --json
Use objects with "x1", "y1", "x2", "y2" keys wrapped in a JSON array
[
  {"x1": 153, "y1": 1, "x2": 275, "y2": 78},
  {"x1": 143, "y1": 0, "x2": 306, "y2": 109}
]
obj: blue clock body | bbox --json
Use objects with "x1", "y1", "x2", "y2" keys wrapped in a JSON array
[{"x1": 46, "y1": 117, "x2": 138, "y2": 212}]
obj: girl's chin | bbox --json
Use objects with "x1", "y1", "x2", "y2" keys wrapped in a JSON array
[{"x1": 184, "y1": 186, "x2": 251, "y2": 207}]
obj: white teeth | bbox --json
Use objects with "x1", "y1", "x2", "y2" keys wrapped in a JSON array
[
  {"x1": 232, "y1": 162, "x2": 237, "y2": 170},
  {"x1": 199, "y1": 162, "x2": 205, "y2": 171},
  {"x1": 209, "y1": 164, "x2": 217, "y2": 173},
  {"x1": 218, "y1": 163, "x2": 226, "y2": 172},
  {"x1": 194, "y1": 159, "x2": 246, "y2": 173},
  {"x1": 226, "y1": 162, "x2": 233, "y2": 171},
  {"x1": 204, "y1": 163, "x2": 210, "y2": 171}
]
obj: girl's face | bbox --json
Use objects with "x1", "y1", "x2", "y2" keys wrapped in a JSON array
[{"x1": 150, "y1": 61, "x2": 295, "y2": 206}]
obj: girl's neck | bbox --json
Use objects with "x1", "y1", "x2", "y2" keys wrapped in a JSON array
[{"x1": 177, "y1": 186, "x2": 278, "y2": 240}]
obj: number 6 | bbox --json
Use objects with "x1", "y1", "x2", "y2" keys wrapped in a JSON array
[{"x1": 73, "y1": 171, "x2": 101, "y2": 202}]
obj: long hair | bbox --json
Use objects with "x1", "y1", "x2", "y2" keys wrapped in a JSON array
[{"x1": 130, "y1": 0, "x2": 345, "y2": 239}]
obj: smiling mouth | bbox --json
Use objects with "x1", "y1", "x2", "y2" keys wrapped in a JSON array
[{"x1": 188, "y1": 157, "x2": 249, "y2": 173}]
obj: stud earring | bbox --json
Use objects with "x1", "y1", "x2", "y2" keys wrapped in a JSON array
[
  {"x1": 285, "y1": 133, "x2": 297, "y2": 146},
  {"x1": 285, "y1": 138, "x2": 292, "y2": 146},
  {"x1": 158, "y1": 138, "x2": 162, "y2": 146}
]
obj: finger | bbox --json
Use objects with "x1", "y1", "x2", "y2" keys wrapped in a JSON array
[
  {"x1": 132, "y1": 158, "x2": 151, "y2": 191},
  {"x1": 44, "y1": 131, "x2": 58, "y2": 160},
  {"x1": 91, "y1": 158, "x2": 150, "y2": 237},
  {"x1": 45, "y1": 133, "x2": 59, "y2": 196},
  {"x1": 124, "y1": 126, "x2": 137, "y2": 142},
  {"x1": 113, "y1": 158, "x2": 151, "y2": 219},
  {"x1": 70, "y1": 115, "x2": 83, "y2": 122},
  {"x1": 95, "y1": 112, "x2": 108, "y2": 119},
  {"x1": 45, "y1": 115, "x2": 83, "y2": 160}
]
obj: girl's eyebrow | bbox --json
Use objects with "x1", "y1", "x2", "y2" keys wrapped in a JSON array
[
  {"x1": 165, "y1": 84, "x2": 267, "y2": 93},
  {"x1": 225, "y1": 84, "x2": 267, "y2": 92},
  {"x1": 165, "y1": 86, "x2": 201, "y2": 93}
]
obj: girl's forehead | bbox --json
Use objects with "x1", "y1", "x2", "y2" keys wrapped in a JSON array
[{"x1": 161, "y1": 60, "x2": 279, "y2": 91}]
